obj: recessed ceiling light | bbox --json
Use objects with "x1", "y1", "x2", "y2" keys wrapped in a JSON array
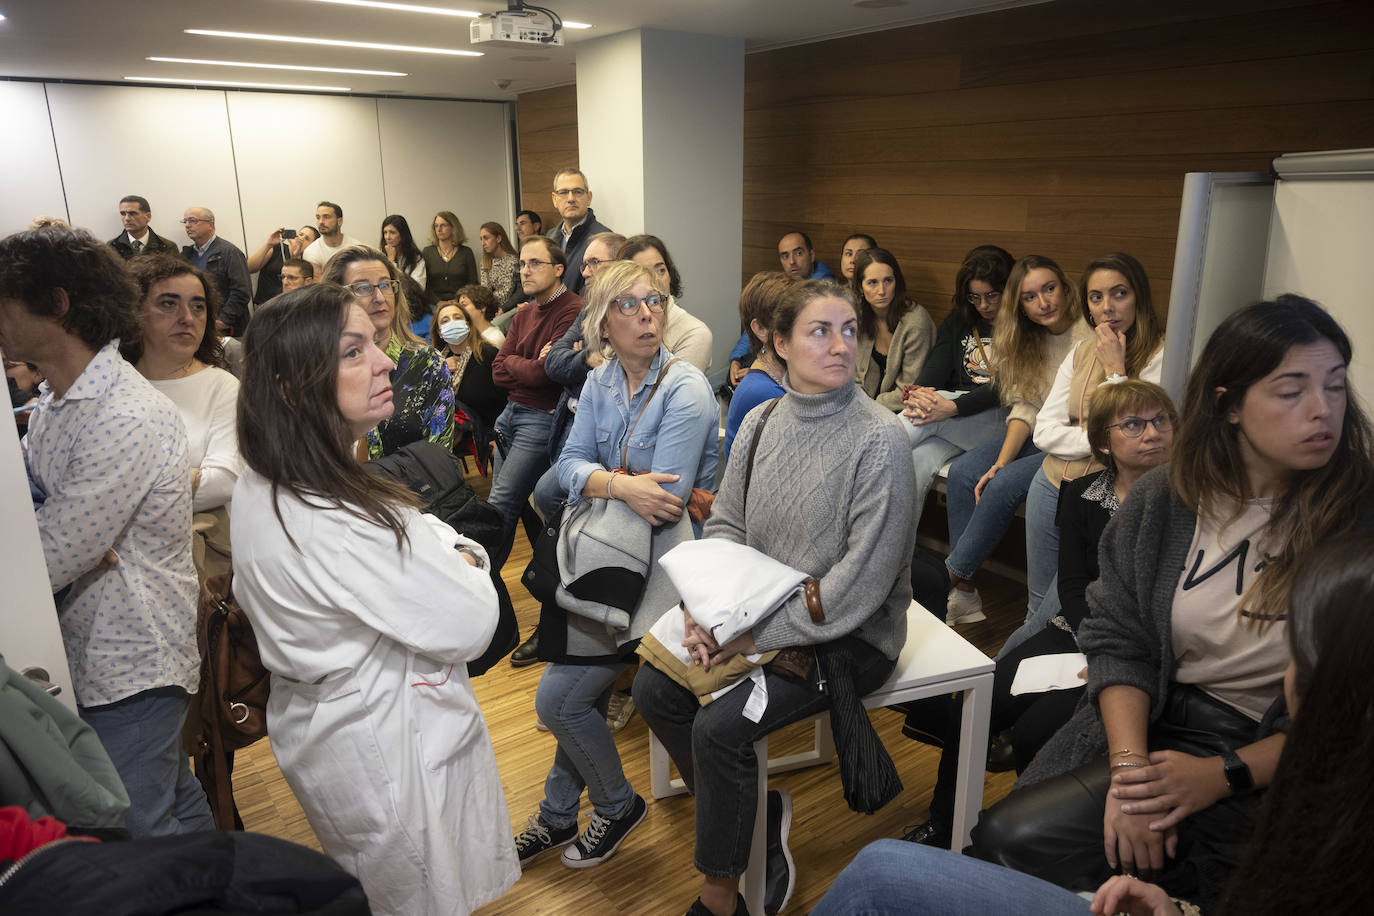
[
  {"x1": 185, "y1": 29, "x2": 483, "y2": 57},
  {"x1": 148, "y1": 57, "x2": 406, "y2": 77},
  {"x1": 306, "y1": 0, "x2": 478, "y2": 15},
  {"x1": 125, "y1": 76, "x2": 351, "y2": 92},
  {"x1": 563, "y1": 21, "x2": 591, "y2": 29}
]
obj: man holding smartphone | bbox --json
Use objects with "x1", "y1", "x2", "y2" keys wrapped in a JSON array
[{"x1": 247, "y1": 225, "x2": 319, "y2": 304}]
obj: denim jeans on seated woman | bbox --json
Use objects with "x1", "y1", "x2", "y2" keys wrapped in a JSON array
[
  {"x1": 810, "y1": 839, "x2": 1091, "y2": 916},
  {"x1": 944, "y1": 438, "x2": 1042, "y2": 583},
  {"x1": 905, "y1": 393, "x2": 1008, "y2": 529},
  {"x1": 535, "y1": 660, "x2": 637, "y2": 830}
]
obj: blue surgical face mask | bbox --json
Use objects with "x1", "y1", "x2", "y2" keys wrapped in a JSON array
[{"x1": 439, "y1": 319, "x2": 470, "y2": 345}]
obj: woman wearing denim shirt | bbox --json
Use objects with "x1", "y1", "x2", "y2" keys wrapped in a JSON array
[{"x1": 512, "y1": 260, "x2": 718, "y2": 872}]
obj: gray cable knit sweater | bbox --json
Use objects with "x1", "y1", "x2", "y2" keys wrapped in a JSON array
[{"x1": 704, "y1": 377, "x2": 916, "y2": 660}]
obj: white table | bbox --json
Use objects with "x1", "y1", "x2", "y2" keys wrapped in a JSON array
[{"x1": 649, "y1": 600, "x2": 995, "y2": 915}]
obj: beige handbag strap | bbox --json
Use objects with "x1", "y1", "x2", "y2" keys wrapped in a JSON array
[{"x1": 619, "y1": 357, "x2": 681, "y2": 471}]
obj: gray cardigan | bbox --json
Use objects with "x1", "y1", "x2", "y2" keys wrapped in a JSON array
[
  {"x1": 855, "y1": 304, "x2": 937, "y2": 413},
  {"x1": 1022, "y1": 465, "x2": 1373, "y2": 786}
]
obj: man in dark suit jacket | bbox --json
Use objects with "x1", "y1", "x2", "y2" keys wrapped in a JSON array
[
  {"x1": 108, "y1": 195, "x2": 181, "y2": 260},
  {"x1": 181, "y1": 206, "x2": 252, "y2": 335}
]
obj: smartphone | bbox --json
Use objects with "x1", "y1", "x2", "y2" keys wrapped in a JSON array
[{"x1": 281, "y1": 228, "x2": 297, "y2": 239}]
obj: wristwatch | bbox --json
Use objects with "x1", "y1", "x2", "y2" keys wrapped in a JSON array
[{"x1": 1221, "y1": 750, "x2": 1254, "y2": 795}]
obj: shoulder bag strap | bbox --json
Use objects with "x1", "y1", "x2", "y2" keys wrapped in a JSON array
[
  {"x1": 618, "y1": 357, "x2": 682, "y2": 470},
  {"x1": 742, "y1": 397, "x2": 781, "y2": 516}
]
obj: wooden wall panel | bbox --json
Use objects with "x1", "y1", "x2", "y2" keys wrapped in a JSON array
[
  {"x1": 742, "y1": 0, "x2": 1374, "y2": 325},
  {"x1": 515, "y1": 84, "x2": 578, "y2": 227}
]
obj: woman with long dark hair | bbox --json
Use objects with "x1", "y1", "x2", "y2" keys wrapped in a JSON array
[
  {"x1": 902, "y1": 245, "x2": 1014, "y2": 527},
  {"x1": 430, "y1": 283, "x2": 506, "y2": 432},
  {"x1": 380, "y1": 214, "x2": 426, "y2": 289},
  {"x1": 851, "y1": 247, "x2": 936, "y2": 412},
  {"x1": 231, "y1": 282, "x2": 518, "y2": 916},
  {"x1": 970, "y1": 295, "x2": 1374, "y2": 911},
  {"x1": 810, "y1": 531, "x2": 1374, "y2": 916}
]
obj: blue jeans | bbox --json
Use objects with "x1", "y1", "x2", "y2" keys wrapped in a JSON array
[
  {"x1": 1022, "y1": 465, "x2": 1063, "y2": 622},
  {"x1": 998, "y1": 572, "x2": 1064, "y2": 660},
  {"x1": 79, "y1": 687, "x2": 215, "y2": 837},
  {"x1": 489, "y1": 401, "x2": 554, "y2": 551},
  {"x1": 536, "y1": 661, "x2": 636, "y2": 829},
  {"x1": 905, "y1": 397, "x2": 1008, "y2": 528},
  {"x1": 533, "y1": 419, "x2": 573, "y2": 521},
  {"x1": 945, "y1": 439, "x2": 1042, "y2": 582},
  {"x1": 810, "y1": 840, "x2": 1090, "y2": 916}
]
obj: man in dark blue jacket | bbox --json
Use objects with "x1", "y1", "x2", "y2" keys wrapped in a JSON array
[{"x1": 547, "y1": 168, "x2": 612, "y2": 295}]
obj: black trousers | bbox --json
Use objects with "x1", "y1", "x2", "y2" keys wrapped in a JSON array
[
  {"x1": 926, "y1": 625, "x2": 1084, "y2": 825},
  {"x1": 969, "y1": 685, "x2": 1269, "y2": 911}
]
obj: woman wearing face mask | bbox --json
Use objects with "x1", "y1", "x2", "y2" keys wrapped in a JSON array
[
  {"x1": 231, "y1": 283, "x2": 517, "y2": 916},
  {"x1": 430, "y1": 284, "x2": 506, "y2": 434},
  {"x1": 970, "y1": 296, "x2": 1374, "y2": 912},
  {"x1": 943, "y1": 255, "x2": 1088, "y2": 626}
]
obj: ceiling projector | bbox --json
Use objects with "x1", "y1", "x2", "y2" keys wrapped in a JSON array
[{"x1": 470, "y1": 2, "x2": 566, "y2": 47}]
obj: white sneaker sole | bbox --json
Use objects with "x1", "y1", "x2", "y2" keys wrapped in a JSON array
[
  {"x1": 560, "y1": 800, "x2": 647, "y2": 869},
  {"x1": 768, "y1": 789, "x2": 796, "y2": 915},
  {"x1": 945, "y1": 608, "x2": 986, "y2": 625}
]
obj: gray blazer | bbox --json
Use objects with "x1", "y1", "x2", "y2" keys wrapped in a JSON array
[{"x1": 855, "y1": 303, "x2": 936, "y2": 412}]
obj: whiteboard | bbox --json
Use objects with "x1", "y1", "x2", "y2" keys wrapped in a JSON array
[{"x1": 1265, "y1": 148, "x2": 1374, "y2": 406}]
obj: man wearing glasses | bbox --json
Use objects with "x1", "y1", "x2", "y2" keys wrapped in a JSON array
[
  {"x1": 279, "y1": 258, "x2": 316, "y2": 292},
  {"x1": 547, "y1": 168, "x2": 612, "y2": 295},
  {"x1": 180, "y1": 207, "x2": 251, "y2": 336},
  {"x1": 488, "y1": 236, "x2": 584, "y2": 568}
]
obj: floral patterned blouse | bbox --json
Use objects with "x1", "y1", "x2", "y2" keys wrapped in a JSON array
[{"x1": 365, "y1": 335, "x2": 455, "y2": 459}]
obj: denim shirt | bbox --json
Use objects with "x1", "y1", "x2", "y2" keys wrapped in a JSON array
[{"x1": 558, "y1": 345, "x2": 718, "y2": 508}]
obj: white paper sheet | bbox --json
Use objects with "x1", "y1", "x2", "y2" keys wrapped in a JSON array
[{"x1": 1009, "y1": 652, "x2": 1089, "y2": 696}]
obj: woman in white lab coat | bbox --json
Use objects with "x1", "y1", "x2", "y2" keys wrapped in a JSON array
[{"x1": 231, "y1": 282, "x2": 519, "y2": 916}]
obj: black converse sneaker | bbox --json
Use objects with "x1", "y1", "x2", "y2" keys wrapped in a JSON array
[
  {"x1": 514, "y1": 813, "x2": 576, "y2": 868},
  {"x1": 560, "y1": 793, "x2": 648, "y2": 869}
]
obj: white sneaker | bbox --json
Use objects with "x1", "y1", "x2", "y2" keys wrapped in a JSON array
[{"x1": 945, "y1": 586, "x2": 986, "y2": 625}]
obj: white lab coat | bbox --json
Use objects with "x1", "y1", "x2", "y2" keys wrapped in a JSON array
[{"x1": 231, "y1": 469, "x2": 519, "y2": 916}]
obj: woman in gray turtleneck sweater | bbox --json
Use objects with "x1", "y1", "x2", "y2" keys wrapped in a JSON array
[{"x1": 635, "y1": 279, "x2": 917, "y2": 916}]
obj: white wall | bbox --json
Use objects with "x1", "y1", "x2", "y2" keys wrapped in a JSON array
[
  {"x1": 575, "y1": 30, "x2": 647, "y2": 233},
  {"x1": 0, "y1": 81, "x2": 515, "y2": 281},
  {"x1": 0, "y1": 82, "x2": 68, "y2": 230}
]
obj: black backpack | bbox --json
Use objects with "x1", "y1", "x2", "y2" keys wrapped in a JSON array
[{"x1": 367, "y1": 441, "x2": 518, "y2": 676}]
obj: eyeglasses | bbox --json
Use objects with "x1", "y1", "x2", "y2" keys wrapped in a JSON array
[
  {"x1": 552, "y1": 187, "x2": 589, "y2": 199},
  {"x1": 583, "y1": 257, "x2": 611, "y2": 271},
  {"x1": 967, "y1": 290, "x2": 1002, "y2": 307},
  {"x1": 345, "y1": 279, "x2": 397, "y2": 299},
  {"x1": 180, "y1": 217, "x2": 211, "y2": 226},
  {"x1": 1108, "y1": 414, "x2": 1173, "y2": 438},
  {"x1": 280, "y1": 272, "x2": 304, "y2": 282},
  {"x1": 612, "y1": 293, "x2": 666, "y2": 315},
  {"x1": 519, "y1": 258, "x2": 553, "y2": 271}
]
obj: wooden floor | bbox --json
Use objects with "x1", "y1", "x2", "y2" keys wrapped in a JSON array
[{"x1": 231, "y1": 468, "x2": 1029, "y2": 915}]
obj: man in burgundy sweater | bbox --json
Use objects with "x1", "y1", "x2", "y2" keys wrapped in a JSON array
[{"x1": 489, "y1": 235, "x2": 584, "y2": 566}]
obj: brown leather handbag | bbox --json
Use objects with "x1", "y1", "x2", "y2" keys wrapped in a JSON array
[{"x1": 191, "y1": 572, "x2": 270, "y2": 830}]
